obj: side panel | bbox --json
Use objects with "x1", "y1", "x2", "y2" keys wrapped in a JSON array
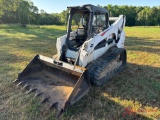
[
  {"x1": 78, "y1": 15, "x2": 126, "y2": 67},
  {"x1": 56, "y1": 35, "x2": 67, "y2": 58},
  {"x1": 79, "y1": 41, "x2": 116, "y2": 67},
  {"x1": 56, "y1": 31, "x2": 77, "y2": 59},
  {"x1": 117, "y1": 31, "x2": 125, "y2": 48}
]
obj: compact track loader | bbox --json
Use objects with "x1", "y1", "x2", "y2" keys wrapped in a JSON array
[{"x1": 13, "y1": 4, "x2": 126, "y2": 116}]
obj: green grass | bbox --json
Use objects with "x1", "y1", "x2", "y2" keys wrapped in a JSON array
[{"x1": 0, "y1": 25, "x2": 160, "y2": 120}]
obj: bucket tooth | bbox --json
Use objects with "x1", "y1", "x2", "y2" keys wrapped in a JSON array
[
  {"x1": 55, "y1": 109, "x2": 64, "y2": 118},
  {"x1": 49, "y1": 102, "x2": 58, "y2": 110},
  {"x1": 22, "y1": 84, "x2": 31, "y2": 90},
  {"x1": 34, "y1": 92, "x2": 43, "y2": 97},
  {"x1": 27, "y1": 88, "x2": 37, "y2": 94},
  {"x1": 41, "y1": 97, "x2": 50, "y2": 104},
  {"x1": 16, "y1": 81, "x2": 25, "y2": 86},
  {"x1": 13, "y1": 79, "x2": 19, "y2": 83},
  {"x1": 55, "y1": 102, "x2": 62, "y2": 110}
]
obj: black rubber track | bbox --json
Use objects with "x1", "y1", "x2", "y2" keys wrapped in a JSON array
[{"x1": 87, "y1": 47, "x2": 127, "y2": 86}]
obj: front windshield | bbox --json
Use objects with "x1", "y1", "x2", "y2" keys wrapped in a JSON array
[
  {"x1": 71, "y1": 12, "x2": 90, "y2": 30},
  {"x1": 67, "y1": 10, "x2": 90, "y2": 50}
]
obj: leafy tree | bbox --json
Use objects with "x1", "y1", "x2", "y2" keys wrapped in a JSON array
[
  {"x1": 0, "y1": 1, "x2": 160, "y2": 26},
  {"x1": 0, "y1": 0, "x2": 18, "y2": 17}
]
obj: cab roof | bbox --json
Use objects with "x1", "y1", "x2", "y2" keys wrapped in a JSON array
[{"x1": 67, "y1": 4, "x2": 108, "y2": 14}]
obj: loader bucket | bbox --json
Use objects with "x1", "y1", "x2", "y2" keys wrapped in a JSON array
[{"x1": 13, "y1": 55, "x2": 90, "y2": 116}]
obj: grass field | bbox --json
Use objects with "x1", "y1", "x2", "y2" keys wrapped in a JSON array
[{"x1": 0, "y1": 25, "x2": 160, "y2": 120}]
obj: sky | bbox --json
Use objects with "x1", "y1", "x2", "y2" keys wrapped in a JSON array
[{"x1": 31, "y1": 0, "x2": 160, "y2": 13}]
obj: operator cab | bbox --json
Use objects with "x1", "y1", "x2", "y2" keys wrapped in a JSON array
[
  {"x1": 66, "y1": 4, "x2": 109, "y2": 51},
  {"x1": 68, "y1": 10, "x2": 89, "y2": 48}
]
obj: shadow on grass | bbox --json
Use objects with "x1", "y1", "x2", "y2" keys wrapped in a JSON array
[
  {"x1": 0, "y1": 49, "x2": 29, "y2": 63},
  {"x1": 1, "y1": 26, "x2": 66, "y2": 38},
  {"x1": 0, "y1": 27, "x2": 66, "y2": 56},
  {"x1": 126, "y1": 36, "x2": 160, "y2": 54},
  {"x1": 63, "y1": 63, "x2": 160, "y2": 120},
  {"x1": 2, "y1": 62, "x2": 157, "y2": 119},
  {"x1": 102, "y1": 63, "x2": 160, "y2": 106}
]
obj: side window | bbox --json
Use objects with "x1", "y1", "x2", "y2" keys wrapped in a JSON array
[
  {"x1": 97, "y1": 14, "x2": 106, "y2": 27},
  {"x1": 92, "y1": 13, "x2": 107, "y2": 34},
  {"x1": 92, "y1": 14, "x2": 106, "y2": 27}
]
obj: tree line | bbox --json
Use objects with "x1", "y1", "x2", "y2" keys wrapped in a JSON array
[{"x1": 0, "y1": 0, "x2": 160, "y2": 26}]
